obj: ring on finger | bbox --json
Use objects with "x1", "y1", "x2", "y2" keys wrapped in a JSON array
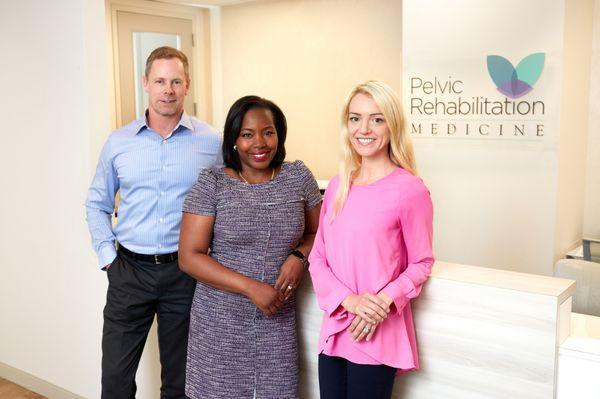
[
  {"x1": 286, "y1": 284, "x2": 293, "y2": 291},
  {"x1": 363, "y1": 325, "x2": 371, "y2": 333}
]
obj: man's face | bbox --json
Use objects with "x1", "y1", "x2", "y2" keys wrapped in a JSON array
[{"x1": 143, "y1": 58, "x2": 189, "y2": 118}]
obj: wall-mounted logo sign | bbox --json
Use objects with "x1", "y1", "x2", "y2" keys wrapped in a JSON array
[
  {"x1": 407, "y1": 52, "x2": 548, "y2": 140},
  {"x1": 487, "y1": 53, "x2": 545, "y2": 99}
]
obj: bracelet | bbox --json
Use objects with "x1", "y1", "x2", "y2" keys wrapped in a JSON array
[{"x1": 290, "y1": 249, "x2": 308, "y2": 268}]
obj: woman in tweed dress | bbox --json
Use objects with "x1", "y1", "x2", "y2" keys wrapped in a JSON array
[{"x1": 179, "y1": 95, "x2": 321, "y2": 399}]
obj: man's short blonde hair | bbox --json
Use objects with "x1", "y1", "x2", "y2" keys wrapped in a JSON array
[{"x1": 145, "y1": 46, "x2": 190, "y2": 83}]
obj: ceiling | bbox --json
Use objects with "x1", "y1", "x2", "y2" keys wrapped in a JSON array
[{"x1": 150, "y1": 0, "x2": 264, "y2": 6}]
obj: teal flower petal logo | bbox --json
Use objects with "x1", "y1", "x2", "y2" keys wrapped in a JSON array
[{"x1": 486, "y1": 53, "x2": 545, "y2": 99}]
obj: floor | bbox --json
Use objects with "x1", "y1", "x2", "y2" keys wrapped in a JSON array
[{"x1": 0, "y1": 378, "x2": 46, "y2": 399}]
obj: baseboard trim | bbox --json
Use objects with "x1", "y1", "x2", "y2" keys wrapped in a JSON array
[{"x1": 0, "y1": 362, "x2": 84, "y2": 399}]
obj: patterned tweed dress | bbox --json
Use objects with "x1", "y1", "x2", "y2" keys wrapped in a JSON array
[{"x1": 182, "y1": 160, "x2": 321, "y2": 399}]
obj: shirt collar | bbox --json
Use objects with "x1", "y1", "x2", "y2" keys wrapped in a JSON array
[
  {"x1": 132, "y1": 113, "x2": 149, "y2": 135},
  {"x1": 134, "y1": 110, "x2": 193, "y2": 136},
  {"x1": 179, "y1": 112, "x2": 193, "y2": 132}
]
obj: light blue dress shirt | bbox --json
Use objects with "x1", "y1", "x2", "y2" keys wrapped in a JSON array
[{"x1": 85, "y1": 112, "x2": 222, "y2": 268}]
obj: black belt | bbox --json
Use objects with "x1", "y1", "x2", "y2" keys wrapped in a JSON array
[{"x1": 117, "y1": 244, "x2": 178, "y2": 265}]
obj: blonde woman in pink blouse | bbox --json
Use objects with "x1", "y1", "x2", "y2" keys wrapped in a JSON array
[{"x1": 308, "y1": 81, "x2": 434, "y2": 398}]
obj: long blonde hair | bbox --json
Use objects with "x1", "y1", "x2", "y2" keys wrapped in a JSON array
[{"x1": 331, "y1": 81, "x2": 417, "y2": 218}]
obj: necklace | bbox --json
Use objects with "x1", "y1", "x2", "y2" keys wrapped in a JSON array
[{"x1": 238, "y1": 168, "x2": 275, "y2": 184}]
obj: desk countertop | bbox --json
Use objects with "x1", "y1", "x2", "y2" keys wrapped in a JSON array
[{"x1": 431, "y1": 261, "x2": 576, "y2": 303}]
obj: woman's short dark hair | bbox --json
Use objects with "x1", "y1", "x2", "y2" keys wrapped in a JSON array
[{"x1": 222, "y1": 95, "x2": 287, "y2": 172}]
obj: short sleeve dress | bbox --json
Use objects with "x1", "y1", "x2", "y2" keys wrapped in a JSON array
[{"x1": 182, "y1": 160, "x2": 322, "y2": 399}]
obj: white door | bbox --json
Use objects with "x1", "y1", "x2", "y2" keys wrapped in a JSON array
[{"x1": 116, "y1": 11, "x2": 195, "y2": 126}]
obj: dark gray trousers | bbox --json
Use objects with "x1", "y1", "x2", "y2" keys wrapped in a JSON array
[{"x1": 101, "y1": 250, "x2": 196, "y2": 399}]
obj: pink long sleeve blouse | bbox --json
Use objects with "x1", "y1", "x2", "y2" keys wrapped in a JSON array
[{"x1": 308, "y1": 168, "x2": 434, "y2": 371}]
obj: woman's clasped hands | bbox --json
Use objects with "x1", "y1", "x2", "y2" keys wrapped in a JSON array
[
  {"x1": 247, "y1": 280, "x2": 284, "y2": 317},
  {"x1": 248, "y1": 254, "x2": 305, "y2": 317},
  {"x1": 342, "y1": 292, "x2": 394, "y2": 342}
]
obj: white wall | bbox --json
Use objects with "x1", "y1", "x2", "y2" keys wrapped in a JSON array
[
  {"x1": 403, "y1": 0, "x2": 594, "y2": 275},
  {"x1": 403, "y1": 0, "x2": 567, "y2": 276},
  {"x1": 0, "y1": 0, "x2": 108, "y2": 397}
]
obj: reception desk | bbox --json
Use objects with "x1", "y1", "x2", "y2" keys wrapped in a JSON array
[
  {"x1": 557, "y1": 312, "x2": 600, "y2": 398},
  {"x1": 297, "y1": 261, "x2": 576, "y2": 399}
]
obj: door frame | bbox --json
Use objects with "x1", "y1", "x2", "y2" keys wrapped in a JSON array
[{"x1": 106, "y1": 0, "x2": 215, "y2": 129}]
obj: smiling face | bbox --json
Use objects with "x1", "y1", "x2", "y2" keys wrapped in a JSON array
[
  {"x1": 347, "y1": 93, "x2": 391, "y2": 162},
  {"x1": 143, "y1": 57, "x2": 189, "y2": 118},
  {"x1": 235, "y1": 107, "x2": 279, "y2": 173}
]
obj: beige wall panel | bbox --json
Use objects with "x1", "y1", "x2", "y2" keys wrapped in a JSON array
[
  {"x1": 221, "y1": 0, "x2": 402, "y2": 179},
  {"x1": 554, "y1": 0, "x2": 594, "y2": 260},
  {"x1": 583, "y1": 0, "x2": 600, "y2": 239}
]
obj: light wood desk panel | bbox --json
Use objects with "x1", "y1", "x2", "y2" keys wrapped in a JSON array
[{"x1": 297, "y1": 261, "x2": 575, "y2": 399}]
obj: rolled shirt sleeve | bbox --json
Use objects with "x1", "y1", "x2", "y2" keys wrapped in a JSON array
[{"x1": 85, "y1": 139, "x2": 119, "y2": 268}]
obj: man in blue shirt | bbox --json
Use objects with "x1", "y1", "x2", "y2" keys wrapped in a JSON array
[{"x1": 85, "y1": 46, "x2": 222, "y2": 399}]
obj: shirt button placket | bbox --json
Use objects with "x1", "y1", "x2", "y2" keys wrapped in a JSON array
[{"x1": 157, "y1": 138, "x2": 167, "y2": 252}]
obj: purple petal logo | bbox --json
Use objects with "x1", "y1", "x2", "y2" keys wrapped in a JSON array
[{"x1": 486, "y1": 53, "x2": 545, "y2": 99}]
